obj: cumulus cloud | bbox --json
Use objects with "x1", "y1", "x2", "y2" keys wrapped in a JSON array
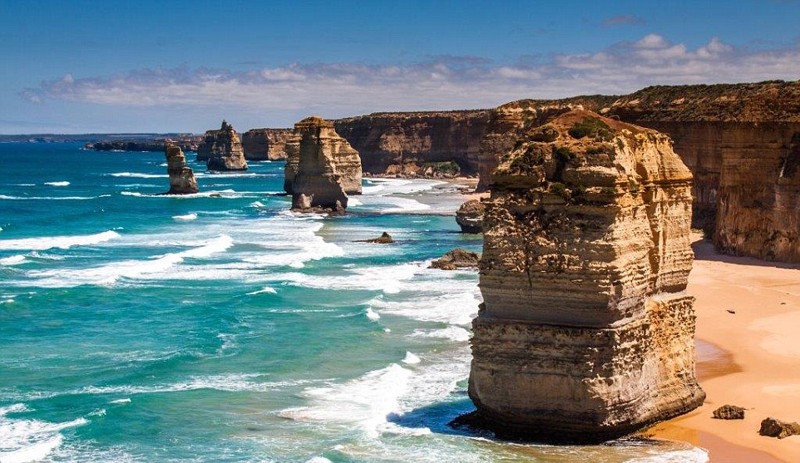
[{"x1": 21, "y1": 35, "x2": 800, "y2": 117}]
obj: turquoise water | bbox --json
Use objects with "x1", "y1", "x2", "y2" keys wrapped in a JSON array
[{"x1": 0, "y1": 144, "x2": 706, "y2": 462}]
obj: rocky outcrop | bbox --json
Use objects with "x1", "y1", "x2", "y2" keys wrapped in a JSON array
[
  {"x1": 284, "y1": 116, "x2": 362, "y2": 197},
  {"x1": 455, "y1": 199, "x2": 485, "y2": 233},
  {"x1": 88, "y1": 135, "x2": 201, "y2": 153},
  {"x1": 759, "y1": 417, "x2": 800, "y2": 438},
  {"x1": 164, "y1": 145, "x2": 199, "y2": 195},
  {"x1": 430, "y1": 248, "x2": 479, "y2": 270},
  {"x1": 241, "y1": 128, "x2": 292, "y2": 161},
  {"x1": 712, "y1": 405, "x2": 745, "y2": 420},
  {"x1": 357, "y1": 232, "x2": 395, "y2": 244},
  {"x1": 289, "y1": 116, "x2": 362, "y2": 212},
  {"x1": 198, "y1": 121, "x2": 248, "y2": 171},
  {"x1": 467, "y1": 109, "x2": 704, "y2": 442},
  {"x1": 334, "y1": 111, "x2": 489, "y2": 178}
]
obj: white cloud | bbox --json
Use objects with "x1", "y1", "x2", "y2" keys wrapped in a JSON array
[{"x1": 21, "y1": 35, "x2": 800, "y2": 117}]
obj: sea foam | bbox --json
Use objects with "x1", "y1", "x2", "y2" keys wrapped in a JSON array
[
  {"x1": 0, "y1": 231, "x2": 120, "y2": 251},
  {"x1": 44, "y1": 181, "x2": 70, "y2": 187},
  {"x1": 0, "y1": 404, "x2": 88, "y2": 463}
]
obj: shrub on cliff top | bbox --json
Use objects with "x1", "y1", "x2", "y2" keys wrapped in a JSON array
[{"x1": 569, "y1": 117, "x2": 613, "y2": 141}]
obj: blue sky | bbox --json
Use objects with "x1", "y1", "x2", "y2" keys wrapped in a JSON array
[{"x1": 2, "y1": 0, "x2": 799, "y2": 133}]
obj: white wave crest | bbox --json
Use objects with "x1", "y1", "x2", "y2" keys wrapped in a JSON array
[
  {"x1": 246, "y1": 286, "x2": 277, "y2": 296},
  {"x1": 44, "y1": 181, "x2": 70, "y2": 187},
  {"x1": 0, "y1": 255, "x2": 28, "y2": 266},
  {"x1": 0, "y1": 231, "x2": 120, "y2": 251},
  {"x1": 402, "y1": 352, "x2": 421, "y2": 364},
  {"x1": 110, "y1": 172, "x2": 167, "y2": 178},
  {"x1": 24, "y1": 235, "x2": 233, "y2": 287},
  {"x1": 172, "y1": 213, "x2": 197, "y2": 221},
  {"x1": 0, "y1": 404, "x2": 87, "y2": 463},
  {"x1": 280, "y1": 364, "x2": 412, "y2": 438}
]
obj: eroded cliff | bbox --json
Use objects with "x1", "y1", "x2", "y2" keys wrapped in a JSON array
[
  {"x1": 198, "y1": 121, "x2": 248, "y2": 171},
  {"x1": 334, "y1": 111, "x2": 489, "y2": 177},
  {"x1": 467, "y1": 109, "x2": 704, "y2": 442},
  {"x1": 289, "y1": 116, "x2": 362, "y2": 212},
  {"x1": 241, "y1": 128, "x2": 292, "y2": 161}
]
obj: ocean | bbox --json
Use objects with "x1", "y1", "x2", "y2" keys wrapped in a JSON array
[{"x1": 0, "y1": 143, "x2": 707, "y2": 462}]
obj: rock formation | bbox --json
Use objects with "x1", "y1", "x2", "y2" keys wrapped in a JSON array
[
  {"x1": 759, "y1": 417, "x2": 800, "y2": 438},
  {"x1": 164, "y1": 145, "x2": 199, "y2": 195},
  {"x1": 198, "y1": 121, "x2": 248, "y2": 171},
  {"x1": 320, "y1": 80, "x2": 800, "y2": 262},
  {"x1": 455, "y1": 199, "x2": 485, "y2": 233},
  {"x1": 334, "y1": 111, "x2": 488, "y2": 178},
  {"x1": 467, "y1": 109, "x2": 704, "y2": 442},
  {"x1": 712, "y1": 405, "x2": 746, "y2": 420},
  {"x1": 430, "y1": 248, "x2": 479, "y2": 270},
  {"x1": 284, "y1": 116, "x2": 362, "y2": 198},
  {"x1": 289, "y1": 116, "x2": 362, "y2": 212},
  {"x1": 241, "y1": 128, "x2": 292, "y2": 161},
  {"x1": 357, "y1": 232, "x2": 395, "y2": 244}
]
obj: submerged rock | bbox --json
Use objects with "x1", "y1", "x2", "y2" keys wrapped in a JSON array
[
  {"x1": 466, "y1": 109, "x2": 704, "y2": 443},
  {"x1": 455, "y1": 199, "x2": 485, "y2": 233},
  {"x1": 289, "y1": 117, "x2": 362, "y2": 212},
  {"x1": 713, "y1": 405, "x2": 746, "y2": 420},
  {"x1": 357, "y1": 232, "x2": 395, "y2": 244},
  {"x1": 430, "y1": 248, "x2": 480, "y2": 270},
  {"x1": 164, "y1": 145, "x2": 199, "y2": 195},
  {"x1": 759, "y1": 417, "x2": 800, "y2": 438},
  {"x1": 202, "y1": 120, "x2": 248, "y2": 171}
]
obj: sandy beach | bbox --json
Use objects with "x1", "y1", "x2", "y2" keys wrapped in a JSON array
[{"x1": 648, "y1": 237, "x2": 800, "y2": 462}]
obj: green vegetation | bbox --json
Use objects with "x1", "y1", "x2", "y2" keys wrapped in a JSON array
[
  {"x1": 529, "y1": 126, "x2": 559, "y2": 143},
  {"x1": 423, "y1": 161, "x2": 460, "y2": 176},
  {"x1": 568, "y1": 117, "x2": 614, "y2": 141}
]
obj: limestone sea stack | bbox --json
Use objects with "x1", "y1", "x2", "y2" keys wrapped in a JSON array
[
  {"x1": 467, "y1": 109, "x2": 704, "y2": 442},
  {"x1": 285, "y1": 116, "x2": 362, "y2": 196},
  {"x1": 289, "y1": 116, "x2": 363, "y2": 212},
  {"x1": 203, "y1": 121, "x2": 248, "y2": 171},
  {"x1": 164, "y1": 145, "x2": 199, "y2": 194}
]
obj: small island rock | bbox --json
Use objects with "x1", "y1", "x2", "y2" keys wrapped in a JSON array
[{"x1": 164, "y1": 145, "x2": 199, "y2": 195}]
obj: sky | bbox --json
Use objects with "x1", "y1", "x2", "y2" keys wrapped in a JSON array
[{"x1": 1, "y1": 0, "x2": 799, "y2": 134}]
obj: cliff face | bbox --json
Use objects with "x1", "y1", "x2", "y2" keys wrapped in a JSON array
[
  {"x1": 597, "y1": 82, "x2": 800, "y2": 261},
  {"x1": 202, "y1": 121, "x2": 248, "y2": 171},
  {"x1": 284, "y1": 117, "x2": 362, "y2": 196},
  {"x1": 468, "y1": 110, "x2": 704, "y2": 442},
  {"x1": 164, "y1": 145, "x2": 198, "y2": 195},
  {"x1": 334, "y1": 111, "x2": 489, "y2": 177},
  {"x1": 241, "y1": 128, "x2": 292, "y2": 161},
  {"x1": 289, "y1": 116, "x2": 362, "y2": 211}
]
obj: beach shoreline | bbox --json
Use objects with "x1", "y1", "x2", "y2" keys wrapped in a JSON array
[{"x1": 647, "y1": 236, "x2": 800, "y2": 462}]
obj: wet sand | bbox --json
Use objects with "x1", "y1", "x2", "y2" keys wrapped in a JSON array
[{"x1": 649, "y1": 237, "x2": 800, "y2": 462}]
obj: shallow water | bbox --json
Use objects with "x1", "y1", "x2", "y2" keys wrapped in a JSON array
[{"x1": 0, "y1": 144, "x2": 706, "y2": 462}]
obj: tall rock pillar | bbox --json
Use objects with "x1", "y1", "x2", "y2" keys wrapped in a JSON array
[
  {"x1": 467, "y1": 110, "x2": 704, "y2": 442},
  {"x1": 164, "y1": 144, "x2": 199, "y2": 195},
  {"x1": 289, "y1": 116, "x2": 363, "y2": 212}
]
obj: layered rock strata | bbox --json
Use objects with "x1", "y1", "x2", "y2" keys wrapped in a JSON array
[
  {"x1": 198, "y1": 121, "x2": 248, "y2": 171},
  {"x1": 467, "y1": 109, "x2": 704, "y2": 442},
  {"x1": 455, "y1": 199, "x2": 485, "y2": 233},
  {"x1": 164, "y1": 145, "x2": 199, "y2": 194},
  {"x1": 334, "y1": 111, "x2": 489, "y2": 177},
  {"x1": 289, "y1": 116, "x2": 362, "y2": 212},
  {"x1": 241, "y1": 128, "x2": 292, "y2": 161},
  {"x1": 284, "y1": 117, "x2": 362, "y2": 197}
]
